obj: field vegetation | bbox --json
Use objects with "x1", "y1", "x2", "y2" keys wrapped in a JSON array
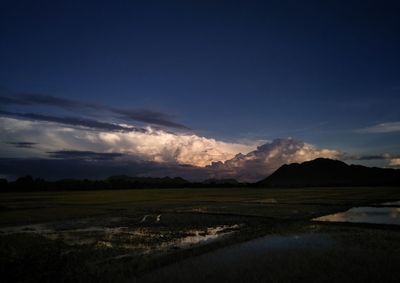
[{"x1": 1, "y1": 187, "x2": 400, "y2": 282}]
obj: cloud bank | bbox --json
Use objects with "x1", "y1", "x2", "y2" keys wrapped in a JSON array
[
  {"x1": 0, "y1": 116, "x2": 346, "y2": 181},
  {"x1": 3, "y1": 92, "x2": 395, "y2": 181},
  {"x1": 0, "y1": 117, "x2": 256, "y2": 167}
]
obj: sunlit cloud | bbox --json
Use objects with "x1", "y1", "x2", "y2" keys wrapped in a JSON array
[
  {"x1": 389, "y1": 158, "x2": 400, "y2": 167},
  {"x1": 207, "y1": 138, "x2": 341, "y2": 181},
  {"x1": 0, "y1": 117, "x2": 257, "y2": 167},
  {"x1": 3, "y1": 117, "x2": 388, "y2": 182}
]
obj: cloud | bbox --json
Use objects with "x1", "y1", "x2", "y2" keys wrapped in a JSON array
[
  {"x1": 340, "y1": 153, "x2": 389, "y2": 161},
  {"x1": 0, "y1": 92, "x2": 93, "y2": 111},
  {"x1": 7, "y1": 142, "x2": 37, "y2": 148},
  {"x1": 0, "y1": 91, "x2": 189, "y2": 129},
  {"x1": 341, "y1": 153, "x2": 400, "y2": 169},
  {"x1": 0, "y1": 110, "x2": 146, "y2": 132},
  {"x1": 347, "y1": 153, "x2": 400, "y2": 161},
  {"x1": 355, "y1": 155, "x2": 389, "y2": 160},
  {"x1": 0, "y1": 117, "x2": 362, "y2": 182},
  {"x1": 0, "y1": 96, "x2": 31, "y2": 105},
  {"x1": 95, "y1": 129, "x2": 257, "y2": 166},
  {"x1": 389, "y1": 158, "x2": 400, "y2": 167},
  {"x1": 0, "y1": 117, "x2": 257, "y2": 167},
  {"x1": 0, "y1": 137, "x2": 344, "y2": 182},
  {"x1": 47, "y1": 150, "x2": 124, "y2": 161},
  {"x1": 357, "y1": 122, "x2": 400, "y2": 134},
  {"x1": 111, "y1": 108, "x2": 189, "y2": 130},
  {"x1": 207, "y1": 138, "x2": 341, "y2": 182}
]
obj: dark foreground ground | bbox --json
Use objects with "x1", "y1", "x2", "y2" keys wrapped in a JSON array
[{"x1": 1, "y1": 187, "x2": 400, "y2": 282}]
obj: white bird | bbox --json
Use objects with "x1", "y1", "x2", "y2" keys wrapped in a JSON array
[{"x1": 140, "y1": 215, "x2": 150, "y2": 223}]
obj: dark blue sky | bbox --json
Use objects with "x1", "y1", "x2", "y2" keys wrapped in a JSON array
[{"x1": 1, "y1": 0, "x2": 400, "y2": 157}]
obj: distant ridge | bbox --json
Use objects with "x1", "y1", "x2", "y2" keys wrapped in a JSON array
[
  {"x1": 0, "y1": 175, "x2": 244, "y2": 192},
  {"x1": 258, "y1": 158, "x2": 400, "y2": 187}
]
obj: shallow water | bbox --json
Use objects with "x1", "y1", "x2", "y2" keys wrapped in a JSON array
[
  {"x1": 381, "y1": 200, "x2": 400, "y2": 206},
  {"x1": 177, "y1": 225, "x2": 240, "y2": 248},
  {"x1": 314, "y1": 206, "x2": 400, "y2": 225},
  {"x1": 139, "y1": 233, "x2": 333, "y2": 283},
  {"x1": 0, "y1": 218, "x2": 239, "y2": 255}
]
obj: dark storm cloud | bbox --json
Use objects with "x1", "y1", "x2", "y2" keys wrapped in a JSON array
[
  {"x1": 0, "y1": 110, "x2": 147, "y2": 132},
  {"x1": 0, "y1": 91, "x2": 189, "y2": 130},
  {"x1": 352, "y1": 154, "x2": 400, "y2": 160},
  {"x1": 356, "y1": 155, "x2": 387, "y2": 160},
  {"x1": 47, "y1": 150, "x2": 124, "y2": 161},
  {"x1": 112, "y1": 108, "x2": 189, "y2": 130},
  {"x1": 340, "y1": 152, "x2": 400, "y2": 161},
  {"x1": 0, "y1": 91, "x2": 95, "y2": 110},
  {"x1": 7, "y1": 142, "x2": 37, "y2": 148},
  {"x1": 16, "y1": 93, "x2": 82, "y2": 108},
  {"x1": 0, "y1": 158, "x2": 209, "y2": 181},
  {"x1": 0, "y1": 96, "x2": 31, "y2": 106}
]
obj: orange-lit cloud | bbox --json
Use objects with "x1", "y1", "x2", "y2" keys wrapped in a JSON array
[
  {"x1": 0, "y1": 117, "x2": 257, "y2": 166},
  {"x1": 0, "y1": 117, "x2": 345, "y2": 181},
  {"x1": 389, "y1": 158, "x2": 400, "y2": 167}
]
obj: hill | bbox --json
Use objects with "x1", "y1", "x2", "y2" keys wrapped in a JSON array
[{"x1": 258, "y1": 158, "x2": 400, "y2": 187}]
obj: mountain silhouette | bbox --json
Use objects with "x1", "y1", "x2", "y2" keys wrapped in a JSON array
[{"x1": 258, "y1": 158, "x2": 400, "y2": 187}]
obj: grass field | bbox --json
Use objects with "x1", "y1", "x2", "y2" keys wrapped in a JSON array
[{"x1": 1, "y1": 187, "x2": 400, "y2": 282}]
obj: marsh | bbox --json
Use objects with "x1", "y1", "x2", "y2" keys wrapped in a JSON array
[{"x1": 1, "y1": 187, "x2": 400, "y2": 282}]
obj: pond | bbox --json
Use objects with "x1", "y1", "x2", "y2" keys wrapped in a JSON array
[{"x1": 314, "y1": 202, "x2": 400, "y2": 225}]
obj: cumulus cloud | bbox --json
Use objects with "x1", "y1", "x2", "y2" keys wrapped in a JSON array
[
  {"x1": 389, "y1": 158, "x2": 400, "y2": 167},
  {"x1": 357, "y1": 122, "x2": 400, "y2": 133},
  {"x1": 95, "y1": 129, "x2": 257, "y2": 166},
  {"x1": 0, "y1": 117, "x2": 256, "y2": 167},
  {"x1": 207, "y1": 138, "x2": 341, "y2": 182},
  {"x1": 0, "y1": 117, "x2": 351, "y2": 182},
  {"x1": 3, "y1": 90, "x2": 399, "y2": 182}
]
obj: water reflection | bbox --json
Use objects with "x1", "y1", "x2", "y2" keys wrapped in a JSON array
[
  {"x1": 178, "y1": 225, "x2": 240, "y2": 248},
  {"x1": 314, "y1": 206, "x2": 400, "y2": 225},
  {"x1": 139, "y1": 233, "x2": 334, "y2": 282},
  {"x1": 381, "y1": 200, "x2": 400, "y2": 206},
  {"x1": 0, "y1": 220, "x2": 240, "y2": 255}
]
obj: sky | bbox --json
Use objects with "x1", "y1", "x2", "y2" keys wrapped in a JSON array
[{"x1": 0, "y1": 0, "x2": 399, "y2": 181}]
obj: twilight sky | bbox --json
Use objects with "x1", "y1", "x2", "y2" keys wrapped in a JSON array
[{"x1": 1, "y1": 0, "x2": 399, "y2": 181}]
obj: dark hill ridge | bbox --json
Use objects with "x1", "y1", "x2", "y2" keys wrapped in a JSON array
[
  {"x1": 0, "y1": 175, "x2": 246, "y2": 192},
  {"x1": 258, "y1": 158, "x2": 400, "y2": 187}
]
